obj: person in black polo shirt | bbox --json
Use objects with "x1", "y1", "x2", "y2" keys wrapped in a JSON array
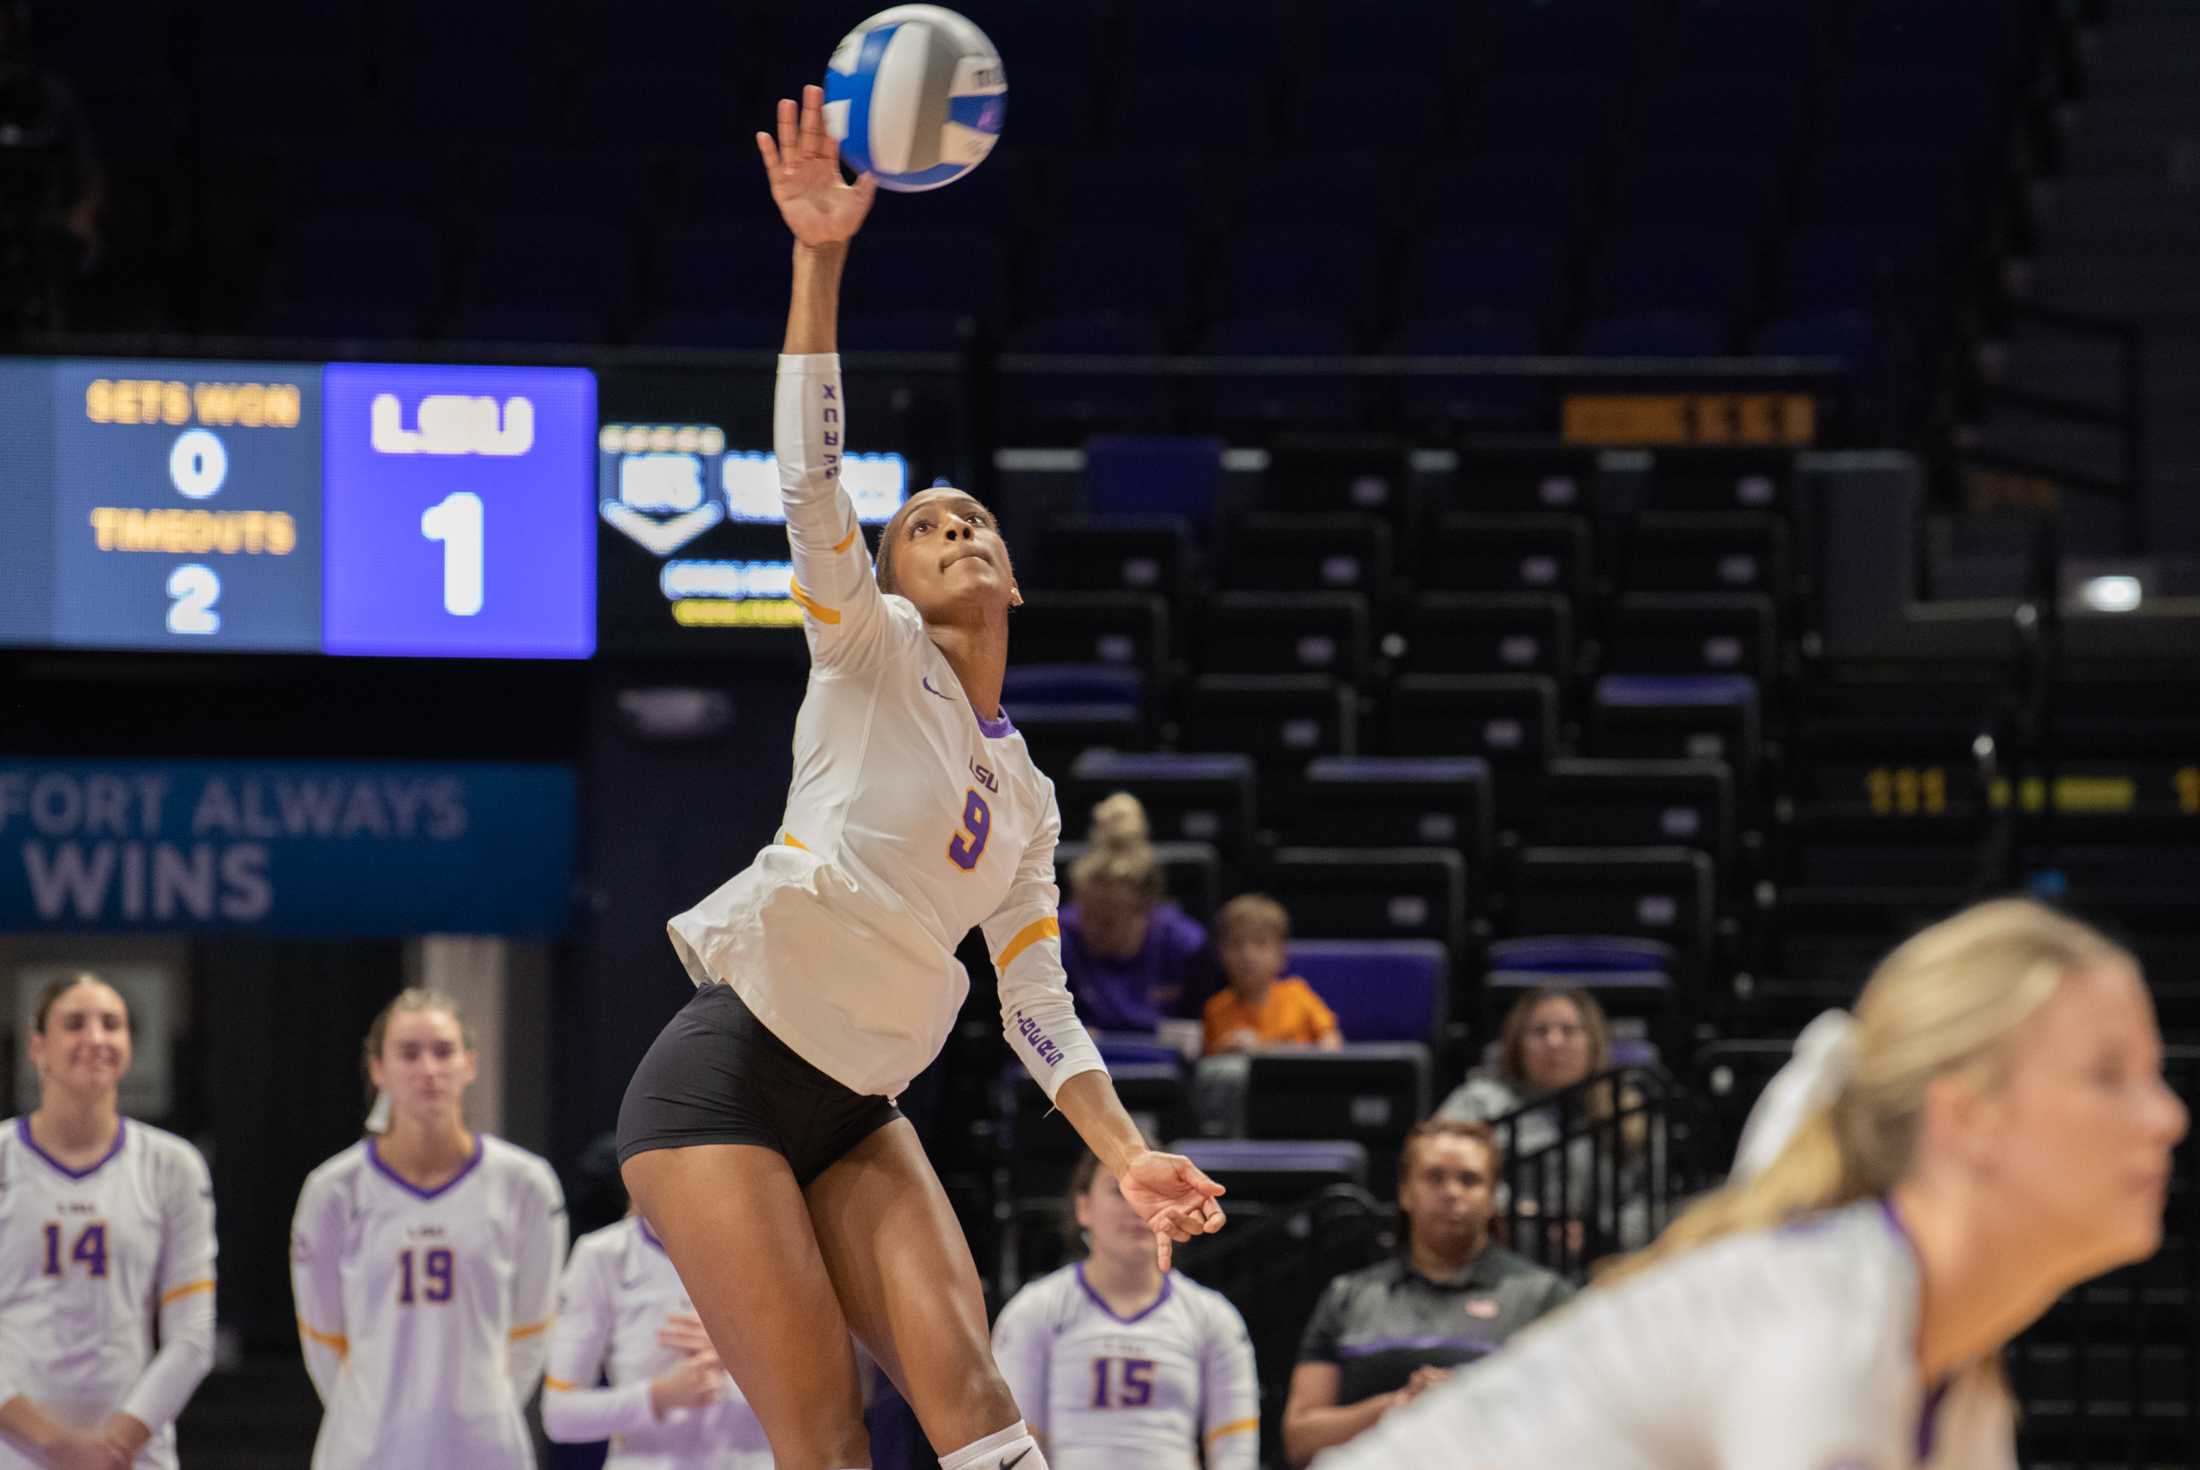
[{"x1": 1281, "y1": 1118, "x2": 1574, "y2": 1467}]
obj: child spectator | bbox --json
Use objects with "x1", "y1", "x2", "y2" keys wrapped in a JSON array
[{"x1": 1201, "y1": 894, "x2": 1342, "y2": 1055}]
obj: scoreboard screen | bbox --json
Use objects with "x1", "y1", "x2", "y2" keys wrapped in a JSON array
[
  {"x1": 595, "y1": 417, "x2": 909, "y2": 652},
  {"x1": 0, "y1": 357, "x2": 597, "y2": 659}
]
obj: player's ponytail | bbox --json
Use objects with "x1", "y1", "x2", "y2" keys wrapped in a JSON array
[{"x1": 1606, "y1": 899, "x2": 2126, "y2": 1287}]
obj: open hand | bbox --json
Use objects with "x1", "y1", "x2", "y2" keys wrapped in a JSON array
[
  {"x1": 757, "y1": 84, "x2": 877, "y2": 247},
  {"x1": 1117, "y1": 1150, "x2": 1227, "y2": 1271},
  {"x1": 656, "y1": 1311, "x2": 716, "y2": 1358}
]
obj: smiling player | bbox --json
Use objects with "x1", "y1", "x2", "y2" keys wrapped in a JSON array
[
  {"x1": 0, "y1": 973, "x2": 215, "y2": 1470},
  {"x1": 615, "y1": 84, "x2": 1226, "y2": 1470}
]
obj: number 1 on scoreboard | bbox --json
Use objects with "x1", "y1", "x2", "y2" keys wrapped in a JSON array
[{"x1": 420, "y1": 491, "x2": 484, "y2": 617}]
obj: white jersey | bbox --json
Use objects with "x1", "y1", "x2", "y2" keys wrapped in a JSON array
[
  {"x1": 1313, "y1": 1200, "x2": 2017, "y2": 1470},
  {"x1": 991, "y1": 1263, "x2": 1259, "y2": 1470},
  {"x1": 542, "y1": 1217, "x2": 771, "y2": 1470},
  {"x1": 666, "y1": 353, "x2": 1103, "y2": 1104},
  {"x1": 0, "y1": 1118, "x2": 215, "y2": 1470},
  {"x1": 291, "y1": 1134, "x2": 568, "y2": 1470}
]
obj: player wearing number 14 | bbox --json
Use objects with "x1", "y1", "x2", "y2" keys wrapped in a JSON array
[
  {"x1": 290, "y1": 990, "x2": 567, "y2": 1470},
  {"x1": 0, "y1": 974, "x2": 216, "y2": 1470}
]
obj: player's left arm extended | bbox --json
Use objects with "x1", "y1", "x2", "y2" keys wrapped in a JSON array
[
  {"x1": 981, "y1": 783, "x2": 1225, "y2": 1266},
  {"x1": 117, "y1": 1146, "x2": 219, "y2": 1443}
]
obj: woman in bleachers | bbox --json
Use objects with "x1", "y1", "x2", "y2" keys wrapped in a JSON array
[
  {"x1": 1281, "y1": 1119, "x2": 1573, "y2": 1468},
  {"x1": 1059, "y1": 793, "x2": 1212, "y2": 1031},
  {"x1": 1314, "y1": 899, "x2": 2189, "y2": 1468},
  {"x1": 1435, "y1": 986, "x2": 1653, "y2": 1256},
  {"x1": 991, "y1": 1154, "x2": 1259, "y2": 1470}
]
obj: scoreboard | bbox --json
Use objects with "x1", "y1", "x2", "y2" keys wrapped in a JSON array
[{"x1": 0, "y1": 358, "x2": 597, "y2": 658}]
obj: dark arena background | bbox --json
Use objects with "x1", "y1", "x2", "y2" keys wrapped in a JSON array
[{"x1": 2, "y1": 0, "x2": 2196, "y2": 1465}]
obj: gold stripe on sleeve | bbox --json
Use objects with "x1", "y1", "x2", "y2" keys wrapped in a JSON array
[
  {"x1": 543, "y1": 1375, "x2": 580, "y2": 1392},
  {"x1": 297, "y1": 1318, "x2": 349, "y2": 1355},
  {"x1": 509, "y1": 1317, "x2": 552, "y2": 1342},
  {"x1": 161, "y1": 1278, "x2": 215, "y2": 1306},
  {"x1": 787, "y1": 579, "x2": 841, "y2": 625},
  {"x1": 994, "y1": 917, "x2": 1061, "y2": 973},
  {"x1": 1206, "y1": 1418, "x2": 1259, "y2": 1444},
  {"x1": 784, "y1": 832, "x2": 808, "y2": 850},
  {"x1": 833, "y1": 523, "x2": 860, "y2": 554}
]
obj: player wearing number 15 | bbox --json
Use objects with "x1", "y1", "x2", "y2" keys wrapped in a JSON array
[
  {"x1": 0, "y1": 974, "x2": 215, "y2": 1470},
  {"x1": 290, "y1": 990, "x2": 568, "y2": 1470},
  {"x1": 615, "y1": 86, "x2": 1226, "y2": 1470}
]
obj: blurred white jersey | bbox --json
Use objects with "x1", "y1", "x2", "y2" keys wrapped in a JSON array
[
  {"x1": 291, "y1": 1134, "x2": 567, "y2": 1470},
  {"x1": 0, "y1": 1119, "x2": 216, "y2": 1470},
  {"x1": 991, "y1": 1263, "x2": 1259, "y2": 1470},
  {"x1": 542, "y1": 1216, "x2": 771, "y2": 1470},
  {"x1": 1314, "y1": 1199, "x2": 2017, "y2": 1470},
  {"x1": 665, "y1": 353, "x2": 1103, "y2": 1105}
]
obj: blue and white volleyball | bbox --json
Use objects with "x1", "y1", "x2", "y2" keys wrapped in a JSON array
[{"x1": 825, "y1": 6, "x2": 1005, "y2": 193}]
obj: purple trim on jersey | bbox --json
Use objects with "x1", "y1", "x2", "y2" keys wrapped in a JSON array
[
  {"x1": 15, "y1": 1115, "x2": 127, "y2": 1181},
  {"x1": 366, "y1": 1133, "x2": 484, "y2": 1201},
  {"x1": 1075, "y1": 1262, "x2": 1174, "y2": 1324},
  {"x1": 637, "y1": 1216, "x2": 668, "y2": 1253},
  {"x1": 1333, "y1": 1335, "x2": 1499, "y2": 1361},
  {"x1": 1916, "y1": 1376, "x2": 1952, "y2": 1461},
  {"x1": 975, "y1": 705, "x2": 1016, "y2": 740}
]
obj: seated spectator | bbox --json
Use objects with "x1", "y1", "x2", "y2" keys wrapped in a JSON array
[
  {"x1": 1281, "y1": 1119, "x2": 1573, "y2": 1467},
  {"x1": 1201, "y1": 893, "x2": 1342, "y2": 1056},
  {"x1": 991, "y1": 1153, "x2": 1260, "y2": 1469},
  {"x1": 1059, "y1": 793, "x2": 1209, "y2": 1029},
  {"x1": 1435, "y1": 985, "x2": 1654, "y2": 1256}
]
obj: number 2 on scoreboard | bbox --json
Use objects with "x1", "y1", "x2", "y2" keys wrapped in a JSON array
[
  {"x1": 420, "y1": 492, "x2": 485, "y2": 617},
  {"x1": 166, "y1": 564, "x2": 222, "y2": 636}
]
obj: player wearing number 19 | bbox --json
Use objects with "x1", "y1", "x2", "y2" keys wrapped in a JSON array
[
  {"x1": 0, "y1": 974, "x2": 215, "y2": 1470},
  {"x1": 615, "y1": 85, "x2": 1226, "y2": 1470},
  {"x1": 290, "y1": 989, "x2": 568, "y2": 1470}
]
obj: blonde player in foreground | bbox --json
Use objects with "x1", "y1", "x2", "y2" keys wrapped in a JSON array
[
  {"x1": 0, "y1": 974, "x2": 215, "y2": 1470},
  {"x1": 616, "y1": 85, "x2": 1226, "y2": 1470},
  {"x1": 291, "y1": 989, "x2": 568, "y2": 1470},
  {"x1": 991, "y1": 1155, "x2": 1259, "y2": 1470},
  {"x1": 1316, "y1": 898, "x2": 2188, "y2": 1469}
]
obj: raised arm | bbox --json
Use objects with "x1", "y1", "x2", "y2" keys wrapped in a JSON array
[{"x1": 763, "y1": 87, "x2": 902, "y2": 670}]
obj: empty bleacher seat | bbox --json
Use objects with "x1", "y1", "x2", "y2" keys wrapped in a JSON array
[
  {"x1": 1243, "y1": 1046, "x2": 1433, "y2": 1168},
  {"x1": 1424, "y1": 513, "x2": 1590, "y2": 599},
  {"x1": 1201, "y1": 592, "x2": 1372, "y2": 683},
  {"x1": 1452, "y1": 446, "x2": 1602, "y2": 514},
  {"x1": 1290, "y1": 756, "x2": 1494, "y2": 868},
  {"x1": 1539, "y1": 759, "x2": 1735, "y2": 872},
  {"x1": 1064, "y1": 751, "x2": 1258, "y2": 862},
  {"x1": 1261, "y1": 432, "x2": 1421, "y2": 530},
  {"x1": 1486, "y1": 935, "x2": 1677, "y2": 1018},
  {"x1": 1384, "y1": 674, "x2": 1557, "y2": 780},
  {"x1": 1399, "y1": 593, "x2": 1574, "y2": 679},
  {"x1": 1223, "y1": 513, "x2": 1393, "y2": 597},
  {"x1": 1639, "y1": 448, "x2": 1796, "y2": 513},
  {"x1": 1014, "y1": 1060, "x2": 1188, "y2": 1192},
  {"x1": 1604, "y1": 593, "x2": 1778, "y2": 682},
  {"x1": 1039, "y1": 515, "x2": 1196, "y2": 604},
  {"x1": 1288, "y1": 939, "x2": 1452, "y2": 1044},
  {"x1": 1511, "y1": 847, "x2": 1716, "y2": 987},
  {"x1": 1591, "y1": 674, "x2": 1762, "y2": 785},
  {"x1": 1166, "y1": 1139, "x2": 1368, "y2": 1211},
  {"x1": 1009, "y1": 592, "x2": 1172, "y2": 675},
  {"x1": 1622, "y1": 512, "x2": 1792, "y2": 597},
  {"x1": 1000, "y1": 665, "x2": 1147, "y2": 769},
  {"x1": 1181, "y1": 675, "x2": 1358, "y2": 764},
  {"x1": 1262, "y1": 847, "x2": 1470, "y2": 960}
]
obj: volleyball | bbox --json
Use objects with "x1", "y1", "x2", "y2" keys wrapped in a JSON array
[{"x1": 824, "y1": 5, "x2": 1006, "y2": 193}]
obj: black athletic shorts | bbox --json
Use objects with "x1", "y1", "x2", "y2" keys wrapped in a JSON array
[{"x1": 616, "y1": 981, "x2": 901, "y2": 1187}]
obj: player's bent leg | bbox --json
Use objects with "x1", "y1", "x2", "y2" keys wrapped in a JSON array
[
  {"x1": 804, "y1": 1118, "x2": 1030, "y2": 1457},
  {"x1": 622, "y1": 1143, "x2": 872, "y2": 1470}
]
